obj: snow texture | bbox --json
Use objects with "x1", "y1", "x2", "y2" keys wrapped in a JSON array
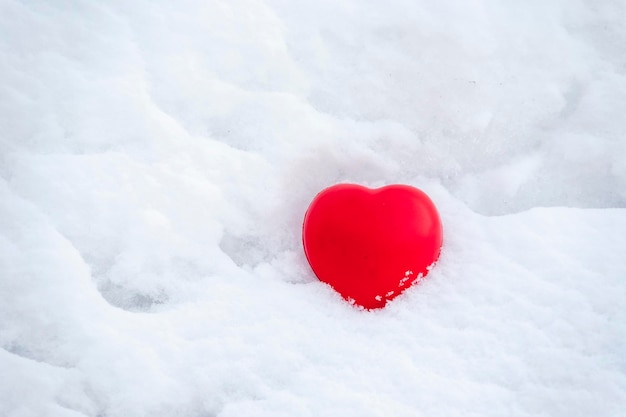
[{"x1": 1, "y1": 0, "x2": 626, "y2": 416}]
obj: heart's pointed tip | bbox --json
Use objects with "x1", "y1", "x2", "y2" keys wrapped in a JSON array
[{"x1": 350, "y1": 300, "x2": 387, "y2": 311}]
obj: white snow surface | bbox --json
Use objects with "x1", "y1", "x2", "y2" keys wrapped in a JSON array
[{"x1": 1, "y1": 1, "x2": 626, "y2": 416}]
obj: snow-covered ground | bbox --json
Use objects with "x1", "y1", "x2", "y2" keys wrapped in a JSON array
[{"x1": 1, "y1": 1, "x2": 626, "y2": 416}]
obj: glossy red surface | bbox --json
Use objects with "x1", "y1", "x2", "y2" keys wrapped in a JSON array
[{"x1": 303, "y1": 184, "x2": 443, "y2": 309}]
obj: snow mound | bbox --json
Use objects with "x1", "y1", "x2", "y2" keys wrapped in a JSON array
[{"x1": 1, "y1": 0, "x2": 625, "y2": 416}]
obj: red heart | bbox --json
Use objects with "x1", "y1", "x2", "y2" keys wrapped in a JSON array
[{"x1": 302, "y1": 184, "x2": 443, "y2": 309}]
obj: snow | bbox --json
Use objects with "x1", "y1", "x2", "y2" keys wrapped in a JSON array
[{"x1": 1, "y1": 0, "x2": 626, "y2": 416}]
